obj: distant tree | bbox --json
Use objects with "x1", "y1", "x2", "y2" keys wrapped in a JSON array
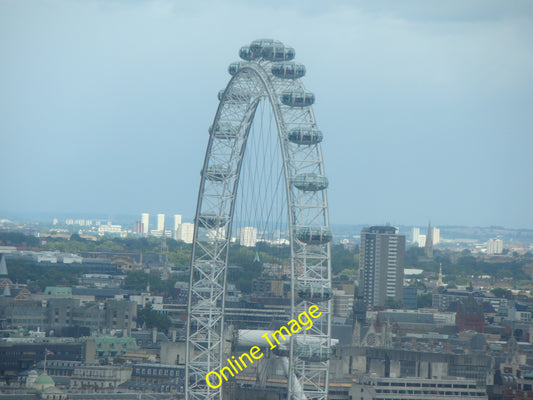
[
  {"x1": 491, "y1": 288, "x2": 513, "y2": 299},
  {"x1": 330, "y1": 244, "x2": 358, "y2": 275},
  {"x1": 137, "y1": 304, "x2": 171, "y2": 333},
  {"x1": 417, "y1": 293, "x2": 433, "y2": 308},
  {"x1": 385, "y1": 297, "x2": 403, "y2": 309}
]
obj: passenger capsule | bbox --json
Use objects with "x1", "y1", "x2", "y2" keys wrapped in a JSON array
[
  {"x1": 204, "y1": 165, "x2": 232, "y2": 182},
  {"x1": 297, "y1": 344, "x2": 332, "y2": 362},
  {"x1": 228, "y1": 62, "x2": 246, "y2": 76},
  {"x1": 295, "y1": 227, "x2": 332, "y2": 245},
  {"x1": 298, "y1": 283, "x2": 333, "y2": 302},
  {"x1": 287, "y1": 128, "x2": 323, "y2": 145},
  {"x1": 281, "y1": 90, "x2": 315, "y2": 107},
  {"x1": 292, "y1": 173, "x2": 328, "y2": 191},
  {"x1": 197, "y1": 213, "x2": 227, "y2": 229},
  {"x1": 209, "y1": 122, "x2": 239, "y2": 140},
  {"x1": 239, "y1": 45, "x2": 261, "y2": 61},
  {"x1": 262, "y1": 44, "x2": 295, "y2": 62},
  {"x1": 271, "y1": 62, "x2": 306, "y2": 79},
  {"x1": 218, "y1": 89, "x2": 251, "y2": 103},
  {"x1": 249, "y1": 39, "x2": 283, "y2": 55}
]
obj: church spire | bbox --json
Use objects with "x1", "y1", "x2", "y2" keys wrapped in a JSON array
[
  {"x1": 0, "y1": 255, "x2": 8, "y2": 277},
  {"x1": 424, "y1": 220, "x2": 433, "y2": 258},
  {"x1": 437, "y1": 263, "x2": 444, "y2": 287}
]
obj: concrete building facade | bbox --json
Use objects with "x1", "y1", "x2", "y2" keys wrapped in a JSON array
[{"x1": 360, "y1": 226, "x2": 405, "y2": 307}]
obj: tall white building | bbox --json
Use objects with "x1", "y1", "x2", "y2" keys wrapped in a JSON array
[
  {"x1": 411, "y1": 227, "x2": 420, "y2": 244},
  {"x1": 417, "y1": 234, "x2": 426, "y2": 247},
  {"x1": 177, "y1": 223, "x2": 195, "y2": 244},
  {"x1": 240, "y1": 227, "x2": 258, "y2": 247},
  {"x1": 157, "y1": 214, "x2": 165, "y2": 232},
  {"x1": 433, "y1": 227, "x2": 440, "y2": 245},
  {"x1": 174, "y1": 214, "x2": 182, "y2": 231},
  {"x1": 487, "y1": 238, "x2": 503, "y2": 255},
  {"x1": 141, "y1": 213, "x2": 150, "y2": 235}
]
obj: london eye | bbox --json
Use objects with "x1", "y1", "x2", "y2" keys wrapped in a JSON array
[{"x1": 186, "y1": 39, "x2": 333, "y2": 400}]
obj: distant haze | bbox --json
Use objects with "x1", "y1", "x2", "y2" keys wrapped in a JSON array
[{"x1": 1, "y1": 1, "x2": 532, "y2": 228}]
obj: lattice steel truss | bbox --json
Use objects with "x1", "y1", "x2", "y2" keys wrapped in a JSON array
[{"x1": 186, "y1": 39, "x2": 332, "y2": 400}]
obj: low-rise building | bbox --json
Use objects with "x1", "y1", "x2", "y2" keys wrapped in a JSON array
[
  {"x1": 350, "y1": 376, "x2": 488, "y2": 399},
  {"x1": 70, "y1": 363, "x2": 132, "y2": 391}
]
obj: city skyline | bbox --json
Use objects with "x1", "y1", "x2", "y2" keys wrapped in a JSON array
[{"x1": 1, "y1": 1, "x2": 532, "y2": 229}]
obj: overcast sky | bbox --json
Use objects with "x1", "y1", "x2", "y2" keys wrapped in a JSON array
[{"x1": 1, "y1": 0, "x2": 532, "y2": 228}]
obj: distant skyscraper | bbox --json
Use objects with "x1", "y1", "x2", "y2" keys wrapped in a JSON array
[
  {"x1": 417, "y1": 234, "x2": 426, "y2": 247},
  {"x1": 134, "y1": 221, "x2": 143, "y2": 234},
  {"x1": 412, "y1": 227, "x2": 420, "y2": 244},
  {"x1": 487, "y1": 238, "x2": 503, "y2": 255},
  {"x1": 141, "y1": 213, "x2": 150, "y2": 235},
  {"x1": 433, "y1": 227, "x2": 440, "y2": 245},
  {"x1": 157, "y1": 214, "x2": 165, "y2": 232},
  {"x1": 174, "y1": 215, "x2": 182, "y2": 231},
  {"x1": 240, "y1": 227, "x2": 258, "y2": 247},
  {"x1": 424, "y1": 221, "x2": 433, "y2": 258},
  {"x1": 177, "y1": 223, "x2": 195, "y2": 244},
  {"x1": 360, "y1": 226, "x2": 405, "y2": 307}
]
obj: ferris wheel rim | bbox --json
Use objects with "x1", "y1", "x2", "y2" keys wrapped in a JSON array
[{"x1": 186, "y1": 40, "x2": 332, "y2": 400}]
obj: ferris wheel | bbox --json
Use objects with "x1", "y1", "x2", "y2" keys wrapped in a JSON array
[{"x1": 185, "y1": 39, "x2": 333, "y2": 400}]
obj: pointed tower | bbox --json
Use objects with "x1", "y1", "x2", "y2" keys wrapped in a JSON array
[
  {"x1": 424, "y1": 221, "x2": 433, "y2": 258},
  {"x1": 0, "y1": 255, "x2": 13, "y2": 293},
  {"x1": 437, "y1": 263, "x2": 444, "y2": 287},
  {"x1": 159, "y1": 222, "x2": 168, "y2": 265},
  {"x1": 0, "y1": 255, "x2": 8, "y2": 277}
]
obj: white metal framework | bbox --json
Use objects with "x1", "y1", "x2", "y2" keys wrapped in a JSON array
[{"x1": 186, "y1": 39, "x2": 332, "y2": 400}]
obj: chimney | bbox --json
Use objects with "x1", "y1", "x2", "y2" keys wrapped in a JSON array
[{"x1": 152, "y1": 327, "x2": 157, "y2": 344}]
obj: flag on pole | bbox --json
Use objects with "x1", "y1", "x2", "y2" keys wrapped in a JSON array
[{"x1": 46, "y1": 349, "x2": 54, "y2": 356}]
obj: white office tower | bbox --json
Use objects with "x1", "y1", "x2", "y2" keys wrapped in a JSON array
[
  {"x1": 177, "y1": 223, "x2": 195, "y2": 244},
  {"x1": 433, "y1": 227, "x2": 440, "y2": 245},
  {"x1": 157, "y1": 214, "x2": 165, "y2": 232},
  {"x1": 240, "y1": 226, "x2": 258, "y2": 247},
  {"x1": 487, "y1": 238, "x2": 503, "y2": 255},
  {"x1": 174, "y1": 215, "x2": 182, "y2": 231},
  {"x1": 412, "y1": 227, "x2": 420, "y2": 244},
  {"x1": 141, "y1": 213, "x2": 150, "y2": 235},
  {"x1": 417, "y1": 234, "x2": 426, "y2": 247}
]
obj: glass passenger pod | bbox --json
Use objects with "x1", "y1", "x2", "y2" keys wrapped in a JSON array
[
  {"x1": 296, "y1": 227, "x2": 332, "y2": 245},
  {"x1": 292, "y1": 173, "x2": 328, "y2": 191},
  {"x1": 296, "y1": 343, "x2": 332, "y2": 362},
  {"x1": 298, "y1": 283, "x2": 333, "y2": 302},
  {"x1": 228, "y1": 61, "x2": 247, "y2": 76},
  {"x1": 204, "y1": 165, "x2": 232, "y2": 182},
  {"x1": 287, "y1": 128, "x2": 323, "y2": 145},
  {"x1": 239, "y1": 46, "x2": 262, "y2": 61},
  {"x1": 197, "y1": 213, "x2": 227, "y2": 229},
  {"x1": 218, "y1": 89, "x2": 251, "y2": 103},
  {"x1": 271, "y1": 62, "x2": 306, "y2": 79},
  {"x1": 281, "y1": 90, "x2": 315, "y2": 107},
  {"x1": 249, "y1": 39, "x2": 284, "y2": 55},
  {"x1": 261, "y1": 44, "x2": 295, "y2": 62},
  {"x1": 209, "y1": 122, "x2": 239, "y2": 140}
]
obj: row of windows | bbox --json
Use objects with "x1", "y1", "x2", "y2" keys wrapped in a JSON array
[
  {"x1": 375, "y1": 381, "x2": 477, "y2": 389},
  {"x1": 374, "y1": 388, "x2": 485, "y2": 396},
  {"x1": 133, "y1": 368, "x2": 180, "y2": 377}
]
